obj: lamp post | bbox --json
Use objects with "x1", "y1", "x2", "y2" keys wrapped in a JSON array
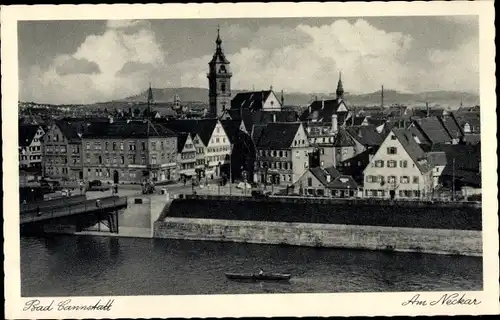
[{"x1": 229, "y1": 144, "x2": 233, "y2": 196}]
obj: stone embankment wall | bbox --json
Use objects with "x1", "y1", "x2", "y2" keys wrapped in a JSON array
[
  {"x1": 153, "y1": 196, "x2": 482, "y2": 256},
  {"x1": 154, "y1": 218, "x2": 482, "y2": 256}
]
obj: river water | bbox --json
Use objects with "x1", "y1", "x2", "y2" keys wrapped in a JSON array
[{"x1": 21, "y1": 235, "x2": 482, "y2": 296}]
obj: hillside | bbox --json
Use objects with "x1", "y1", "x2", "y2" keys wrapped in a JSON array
[{"x1": 111, "y1": 87, "x2": 479, "y2": 109}]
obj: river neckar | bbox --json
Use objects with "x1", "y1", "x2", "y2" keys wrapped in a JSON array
[{"x1": 21, "y1": 235, "x2": 482, "y2": 296}]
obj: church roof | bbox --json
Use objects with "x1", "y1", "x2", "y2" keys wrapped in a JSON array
[
  {"x1": 230, "y1": 90, "x2": 272, "y2": 111},
  {"x1": 299, "y1": 99, "x2": 349, "y2": 123}
]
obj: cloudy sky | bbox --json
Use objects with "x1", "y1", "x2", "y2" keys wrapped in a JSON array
[{"x1": 18, "y1": 16, "x2": 478, "y2": 104}]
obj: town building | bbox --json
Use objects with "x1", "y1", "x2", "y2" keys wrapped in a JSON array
[
  {"x1": 176, "y1": 132, "x2": 197, "y2": 182},
  {"x1": 408, "y1": 116, "x2": 455, "y2": 145},
  {"x1": 207, "y1": 27, "x2": 232, "y2": 119},
  {"x1": 81, "y1": 120, "x2": 178, "y2": 184},
  {"x1": 161, "y1": 119, "x2": 231, "y2": 180},
  {"x1": 362, "y1": 128, "x2": 434, "y2": 199},
  {"x1": 19, "y1": 124, "x2": 45, "y2": 168},
  {"x1": 41, "y1": 119, "x2": 89, "y2": 181},
  {"x1": 252, "y1": 122, "x2": 313, "y2": 186},
  {"x1": 294, "y1": 166, "x2": 358, "y2": 198}
]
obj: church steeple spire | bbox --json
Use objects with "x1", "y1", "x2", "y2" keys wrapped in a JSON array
[
  {"x1": 216, "y1": 25, "x2": 222, "y2": 50},
  {"x1": 336, "y1": 72, "x2": 344, "y2": 100}
]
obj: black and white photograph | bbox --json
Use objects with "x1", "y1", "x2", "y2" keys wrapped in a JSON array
[{"x1": 3, "y1": 2, "x2": 498, "y2": 318}]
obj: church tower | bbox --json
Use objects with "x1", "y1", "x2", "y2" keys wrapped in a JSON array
[
  {"x1": 207, "y1": 27, "x2": 232, "y2": 118},
  {"x1": 336, "y1": 72, "x2": 344, "y2": 100}
]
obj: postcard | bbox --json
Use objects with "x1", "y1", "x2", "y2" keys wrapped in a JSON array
[{"x1": 2, "y1": 2, "x2": 499, "y2": 318}]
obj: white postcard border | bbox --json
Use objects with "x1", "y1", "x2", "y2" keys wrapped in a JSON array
[{"x1": 2, "y1": 2, "x2": 498, "y2": 318}]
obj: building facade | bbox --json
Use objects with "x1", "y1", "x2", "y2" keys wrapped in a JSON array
[
  {"x1": 42, "y1": 121, "x2": 84, "y2": 181},
  {"x1": 253, "y1": 122, "x2": 313, "y2": 186},
  {"x1": 81, "y1": 120, "x2": 177, "y2": 184},
  {"x1": 207, "y1": 28, "x2": 232, "y2": 119},
  {"x1": 363, "y1": 128, "x2": 434, "y2": 199},
  {"x1": 19, "y1": 124, "x2": 45, "y2": 168},
  {"x1": 177, "y1": 133, "x2": 197, "y2": 181}
]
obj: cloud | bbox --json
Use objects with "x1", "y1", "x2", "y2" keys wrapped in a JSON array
[
  {"x1": 22, "y1": 19, "x2": 167, "y2": 104},
  {"x1": 21, "y1": 18, "x2": 479, "y2": 104},
  {"x1": 54, "y1": 56, "x2": 100, "y2": 75}
]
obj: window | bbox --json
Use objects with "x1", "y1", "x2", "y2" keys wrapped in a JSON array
[
  {"x1": 120, "y1": 142, "x2": 124, "y2": 151},
  {"x1": 152, "y1": 142, "x2": 156, "y2": 151},
  {"x1": 279, "y1": 151, "x2": 283, "y2": 157},
  {"x1": 388, "y1": 175, "x2": 396, "y2": 184},
  {"x1": 307, "y1": 177, "x2": 313, "y2": 187},
  {"x1": 387, "y1": 147, "x2": 397, "y2": 154},
  {"x1": 105, "y1": 142, "x2": 109, "y2": 150},
  {"x1": 112, "y1": 142, "x2": 117, "y2": 151},
  {"x1": 400, "y1": 160, "x2": 408, "y2": 168},
  {"x1": 152, "y1": 156, "x2": 157, "y2": 165},
  {"x1": 121, "y1": 156, "x2": 125, "y2": 164},
  {"x1": 374, "y1": 160, "x2": 384, "y2": 168},
  {"x1": 413, "y1": 176, "x2": 419, "y2": 184},
  {"x1": 86, "y1": 143, "x2": 90, "y2": 150},
  {"x1": 98, "y1": 156, "x2": 102, "y2": 164},
  {"x1": 400, "y1": 176, "x2": 410, "y2": 184},
  {"x1": 142, "y1": 142, "x2": 146, "y2": 150},
  {"x1": 141, "y1": 156, "x2": 146, "y2": 164},
  {"x1": 391, "y1": 134, "x2": 397, "y2": 140},
  {"x1": 387, "y1": 160, "x2": 397, "y2": 168}
]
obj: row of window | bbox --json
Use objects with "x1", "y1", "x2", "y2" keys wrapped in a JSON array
[
  {"x1": 180, "y1": 163, "x2": 196, "y2": 170},
  {"x1": 373, "y1": 160, "x2": 410, "y2": 168},
  {"x1": 180, "y1": 152, "x2": 196, "y2": 160},
  {"x1": 255, "y1": 161, "x2": 293, "y2": 171},
  {"x1": 45, "y1": 146, "x2": 67, "y2": 153},
  {"x1": 28, "y1": 146, "x2": 41, "y2": 152},
  {"x1": 206, "y1": 154, "x2": 229, "y2": 163},
  {"x1": 20, "y1": 155, "x2": 42, "y2": 161},
  {"x1": 260, "y1": 174, "x2": 293, "y2": 184},
  {"x1": 85, "y1": 140, "x2": 174, "y2": 152},
  {"x1": 207, "y1": 146, "x2": 230, "y2": 153},
  {"x1": 209, "y1": 136, "x2": 227, "y2": 144},
  {"x1": 365, "y1": 175, "x2": 419, "y2": 184},
  {"x1": 364, "y1": 189, "x2": 422, "y2": 198},
  {"x1": 258, "y1": 150, "x2": 290, "y2": 158}
]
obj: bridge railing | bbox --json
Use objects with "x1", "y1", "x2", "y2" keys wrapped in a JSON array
[{"x1": 20, "y1": 196, "x2": 128, "y2": 224}]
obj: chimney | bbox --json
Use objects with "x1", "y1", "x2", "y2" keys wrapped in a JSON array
[
  {"x1": 331, "y1": 114, "x2": 338, "y2": 133},
  {"x1": 326, "y1": 174, "x2": 331, "y2": 183},
  {"x1": 322, "y1": 99, "x2": 325, "y2": 110},
  {"x1": 381, "y1": 85, "x2": 384, "y2": 108}
]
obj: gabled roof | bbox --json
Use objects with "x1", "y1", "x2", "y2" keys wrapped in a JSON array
[
  {"x1": 391, "y1": 129, "x2": 433, "y2": 173},
  {"x1": 254, "y1": 122, "x2": 302, "y2": 149},
  {"x1": 220, "y1": 119, "x2": 242, "y2": 144},
  {"x1": 309, "y1": 166, "x2": 358, "y2": 190},
  {"x1": 227, "y1": 108, "x2": 298, "y2": 130},
  {"x1": 177, "y1": 132, "x2": 189, "y2": 153},
  {"x1": 345, "y1": 125, "x2": 384, "y2": 147},
  {"x1": 309, "y1": 166, "x2": 341, "y2": 186},
  {"x1": 411, "y1": 117, "x2": 453, "y2": 144},
  {"x1": 160, "y1": 119, "x2": 218, "y2": 145},
  {"x1": 19, "y1": 125, "x2": 40, "y2": 147},
  {"x1": 251, "y1": 124, "x2": 267, "y2": 143},
  {"x1": 333, "y1": 127, "x2": 356, "y2": 147},
  {"x1": 231, "y1": 90, "x2": 272, "y2": 111},
  {"x1": 299, "y1": 99, "x2": 349, "y2": 122}
]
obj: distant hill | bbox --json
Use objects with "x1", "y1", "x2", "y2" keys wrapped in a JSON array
[{"x1": 110, "y1": 87, "x2": 479, "y2": 109}]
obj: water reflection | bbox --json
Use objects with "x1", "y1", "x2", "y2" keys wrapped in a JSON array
[{"x1": 21, "y1": 236, "x2": 482, "y2": 297}]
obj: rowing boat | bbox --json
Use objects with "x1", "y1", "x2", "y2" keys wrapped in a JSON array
[{"x1": 225, "y1": 272, "x2": 291, "y2": 281}]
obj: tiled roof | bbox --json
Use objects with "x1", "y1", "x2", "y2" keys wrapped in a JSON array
[
  {"x1": 408, "y1": 123, "x2": 432, "y2": 145},
  {"x1": 299, "y1": 99, "x2": 349, "y2": 122},
  {"x1": 345, "y1": 125, "x2": 384, "y2": 147},
  {"x1": 309, "y1": 166, "x2": 341, "y2": 186},
  {"x1": 429, "y1": 144, "x2": 481, "y2": 187},
  {"x1": 55, "y1": 120, "x2": 87, "y2": 142},
  {"x1": 411, "y1": 117, "x2": 453, "y2": 144},
  {"x1": 220, "y1": 119, "x2": 242, "y2": 144},
  {"x1": 227, "y1": 108, "x2": 298, "y2": 130},
  {"x1": 309, "y1": 166, "x2": 358, "y2": 190},
  {"x1": 392, "y1": 128, "x2": 432, "y2": 173},
  {"x1": 251, "y1": 124, "x2": 267, "y2": 143},
  {"x1": 230, "y1": 90, "x2": 272, "y2": 111},
  {"x1": 426, "y1": 151, "x2": 448, "y2": 166},
  {"x1": 83, "y1": 120, "x2": 177, "y2": 139},
  {"x1": 19, "y1": 125, "x2": 40, "y2": 147},
  {"x1": 333, "y1": 127, "x2": 356, "y2": 147},
  {"x1": 160, "y1": 119, "x2": 218, "y2": 145},
  {"x1": 254, "y1": 122, "x2": 301, "y2": 149},
  {"x1": 439, "y1": 115, "x2": 463, "y2": 140}
]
